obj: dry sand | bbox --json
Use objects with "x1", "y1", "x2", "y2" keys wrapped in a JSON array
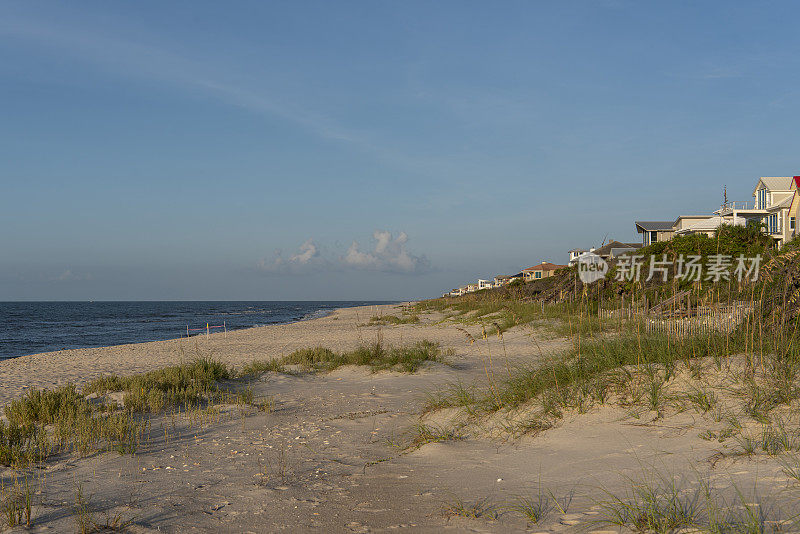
[{"x1": 1, "y1": 303, "x2": 799, "y2": 532}]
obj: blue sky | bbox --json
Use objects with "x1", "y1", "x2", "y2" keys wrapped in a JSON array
[{"x1": 1, "y1": 1, "x2": 798, "y2": 300}]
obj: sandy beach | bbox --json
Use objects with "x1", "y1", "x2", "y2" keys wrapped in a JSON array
[
  {"x1": 0, "y1": 304, "x2": 438, "y2": 407},
  {"x1": 1, "y1": 303, "x2": 798, "y2": 532}
]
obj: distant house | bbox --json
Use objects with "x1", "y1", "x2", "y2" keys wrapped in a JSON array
[
  {"x1": 672, "y1": 215, "x2": 716, "y2": 234},
  {"x1": 477, "y1": 279, "x2": 493, "y2": 290},
  {"x1": 592, "y1": 241, "x2": 642, "y2": 261},
  {"x1": 493, "y1": 274, "x2": 522, "y2": 287},
  {"x1": 634, "y1": 221, "x2": 675, "y2": 246},
  {"x1": 466, "y1": 283, "x2": 478, "y2": 293},
  {"x1": 521, "y1": 262, "x2": 568, "y2": 282},
  {"x1": 674, "y1": 215, "x2": 731, "y2": 238},
  {"x1": 567, "y1": 248, "x2": 591, "y2": 266}
]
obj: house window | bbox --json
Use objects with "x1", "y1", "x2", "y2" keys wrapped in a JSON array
[
  {"x1": 535, "y1": 271, "x2": 542, "y2": 279},
  {"x1": 758, "y1": 188, "x2": 768, "y2": 209},
  {"x1": 650, "y1": 231, "x2": 657, "y2": 244},
  {"x1": 791, "y1": 217, "x2": 796, "y2": 231},
  {"x1": 769, "y1": 214, "x2": 779, "y2": 234}
]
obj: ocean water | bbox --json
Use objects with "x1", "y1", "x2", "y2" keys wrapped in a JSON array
[{"x1": 0, "y1": 301, "x2": 392, "y2": 360}]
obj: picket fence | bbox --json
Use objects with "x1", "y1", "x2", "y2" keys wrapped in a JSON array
[{"x1": 598, "y1": 301, "x2": 754, "y2": 338}]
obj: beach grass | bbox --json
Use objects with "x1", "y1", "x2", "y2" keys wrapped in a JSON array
[
  {"x1": 241, "y1": 340, "x2": 444, "y2": 376},
  {"x1": 415, "y1": 296, "x2": 615, "y2": 338},
  {"x1": 444, "y1": 495, "x2": 499, "y2": 520},
  {"x1": 0, "y1": 358, "x2": 253, "y2": 467},
  {"x1": 426, "y1": 329, "x2": 739, "y2": 415},
  {"x1": 424, "y1": 304, "x2": 800, "y2": 446},
  {"x1": 82, "y1": 357, "x2": 232, "y2": 412},
  {"x1": 595, "y1": 469, "x2": 797, "y2": 533},
  {"x1": 368, "y1": 314, "x2": 420, "y2": 326},
  {"x1": 0, "y1": 476, "x2": 33, "y2": 528}
]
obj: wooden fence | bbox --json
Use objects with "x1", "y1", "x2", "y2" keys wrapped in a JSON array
[{"x1": 598, "y1": 301, "x2": 754, "y2": 338}]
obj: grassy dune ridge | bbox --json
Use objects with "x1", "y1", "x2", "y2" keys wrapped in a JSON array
[{"x1": 0, "y1": 339, "x2": 445, "y2": 469}]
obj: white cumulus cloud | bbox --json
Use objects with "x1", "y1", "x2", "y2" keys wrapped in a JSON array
[
  {"x1": 289, "y1": 238, "x2": 318, "y2": 264},
  {"x1": 257, "y1": 238, "x2": 326, "y2": 274},
  {"x1": 341, "y1": 231, "x2": 430, "y2": 274},
  {"x1": 258, "y1": 232, "x2": 431, "y2": 275}
]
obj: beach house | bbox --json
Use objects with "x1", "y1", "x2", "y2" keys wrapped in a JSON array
[
  {"x1": 672, "y1": 215, "x2": 715, "y2": 234},
  {"x1": 493, "y1": 274, "x2": 521, "y2": 287},
  {"x1": 592, "y1": 241, "x2": 642, "y2": 261},
  {"x1": 711, "y1": 176, "x2": 799, "y2": 246},
  {"x1": 522, "y1": 262, "x2": 568, "y2": 282},
  {"x1": 789, "y1": 178, "x2": 800, "y2": 242},
  {"x1": 634, "y1": 221, "x2": 675, "y2": 246},
  {"x1": 674, "y1": 216, "x2": 730, "y2": 238},
  {"x1": 477, "y1": 279, "x2": 493, "y2": 290},
  {"x1": 567, "y1": 248, "x2": 593, "y2": 266}
]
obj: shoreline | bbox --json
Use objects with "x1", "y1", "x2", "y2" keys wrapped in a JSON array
[
  {"x1": 0, "y1": 302, "x2": 413, "y2": 406},
  {"x1": 0, "y1": 300, "x2": 400, "y2": 363}
]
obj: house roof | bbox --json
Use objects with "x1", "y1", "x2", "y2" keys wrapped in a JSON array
[
  {"x1": 567, "y1": 248, "x2": 588, "y2": 253},
  {"x1": 674, "y1": 215, "x2": 711, "y2": 221},
  {"x1": 522, "y1": 262, "x2": 568, "y2": 272},
  {"x1": 593, "y1": 240, "x2": 641, "y2": 257},
  {"x1": 635, "y1": 221, "x2": 674, "y2": 233},
  {"x1": 678, "y1": 216, "x2": 726, "y2": 233},
  {"x1": 767, "y1": 194, "x2": 794, "y2": 210},
  {"x1": 795, "y1": 176, "x2": 800, "y2": 189},
  {"x1": 673, "y1": 215, "x2": 713, "y2": 226},
  {"x1": 754, "y1": 177, "x2": 795, "y2": 194}
]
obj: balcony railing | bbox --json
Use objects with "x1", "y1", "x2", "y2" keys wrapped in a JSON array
[
  {"x1": 715, "y1": 200, "x2": 770, "y2": 215},
  {"x1": 718, "y1": 200, "x2": 757, "y2": 211}
]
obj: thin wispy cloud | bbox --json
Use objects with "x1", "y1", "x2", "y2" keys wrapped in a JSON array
[
  {"x1": 0, "y1": 13, "x2": 442, "y2": 175},
  {"x1": 50, "y1": 269, "x2": 92, "y2": 282}
]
